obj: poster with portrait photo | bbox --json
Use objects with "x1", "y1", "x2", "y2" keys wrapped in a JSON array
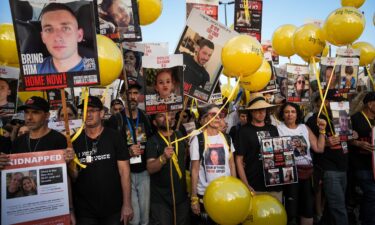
[
  {"x1": 234, "y1": 0, "x2": 263, "y2": 41},
  {"x1": 204, "y1": 145, "x2": 225, "y2": 166},
  {"x1": 142, "y1": 54, "x2": 184, "y2": 114},
  {"x1": 262, "y1": 40, "x2": 279, "y2": 65},
  {"x1": 0, "y1": 66, "x2": 19, "y2": 115},
  {"x1": 336, "y1": 48, "x2": 360, "y2": 93},
  {"x1": 9, "y1": 0, "x2": 100, "y2": 90},
  {"x1": 261, "y1": 136, "x2": 298, "y2": 187},
  {"x1": 282, "y1": 166, "x2": 295, "y2": 184},
  {"x1": 320, "y1": 57, "x2": 340, "y2": 90},
  {"x1": 97, "y1": 0, "x2": 142, "y2": 41},
  {"x1": 186, "y1": 0, "x2": 219, "y2": 20},
  {"x1": 1, "y1": 150, "x2": 69, "y2": 225},
  {"x1": 46, "y1": 88, "x2": 74, "y2": 110},
  {"x1": 175, "y1": 9, "x2": 238, "y2": 102},
  {"x1": 330, "y1": 101, "x2": 353, "y2": 141},
  {"x1": 286, "y1": 64, "x2": 310, "y2": 103}
]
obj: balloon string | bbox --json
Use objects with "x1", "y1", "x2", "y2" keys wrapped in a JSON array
[
  {"x1": 244, "y1": 0, "x2": 250, "y2": 23},
  {"x1": 170, "y1": 77, "x2": 241, "y2": 145}
]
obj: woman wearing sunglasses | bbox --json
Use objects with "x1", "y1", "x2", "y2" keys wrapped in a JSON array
[{"x1": 294, "y1": 75, "x2": 307, "y2": 99}]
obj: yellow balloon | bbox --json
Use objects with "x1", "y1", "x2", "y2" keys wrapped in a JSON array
[
  {"x1": 322, "y1": 44, "x2": 329, "y2": 57},
  {"x1": 18, "y1": 91, "x2": 45, "y2": 103},
  {"x1": 222, "y1": 35, "x2": 263, "y2": 77},
  {"x1": 243, "y1": 194, "x2": 287, "y2": 225},
  {"x1": 341, "y1": 0, "x2": 365, "y2": 8},
  {"x1": 293, "y1": 24, "x2": 326, "y2": 58},
  {"x1": 323, "y1": 7, "x2": 365, "y2": 46},
  {"x1": 0, "y1": 24, "x2": 19, "y2": 65},
  {"x1": 240, "y1": 60, "x2": 272, "y2": 92},
  {"x1": 352, "y1": 42, "x2": 375, "y2": 66},
  {"x1": 222, "y1": 67, "x2": 236, "y2": 78},
  {"x1": 97, "y1": 35, "x2": 123, "y2": 86},
  {"x1": 138, "y1": 0, "x2": 163, "y2": 25},
  {"x1": 272, "y1": 24, "x2": 297, "y2": 57},
  {"x1": 221, "y1": 83, "x2": 239, "y2": 101},
  {"x1": 301, "y1": 43, "x2": 329, "y2": 63},
  {"x1": 204, "y1": 176, "x2": 252, "y2": 225}
]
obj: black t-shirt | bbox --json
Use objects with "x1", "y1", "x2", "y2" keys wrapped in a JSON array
[
  {"x1": 73, "y1": 127, "x2": 129, "y2": 217},
  {"x1": 306, "y1": 113, "x2": 348, "y2": 171},
  {"x1": 183, "y1": 53, "x2": 210, "y2": 88},
  {"x1": 12, "y1": 129, "x2": 67, "y2": 153},
  {"x1": 106, "y1": 109, "x2": 153, "y2": 173},
  {"x1": 349, "y1": 112, "x2": 373, "y2": 171},
  {"x1": 229, "y1": 124, "x2": 241, "y2": 151},
  {"x1": 145, "y1": 131, "x2": 187, "y2": 205},
  {"x1": 237, "y1": 123, "x2": 281, "y2": 192},
  {"x1": 0, "y1": 136, "x2": 12, "y2": 154}
]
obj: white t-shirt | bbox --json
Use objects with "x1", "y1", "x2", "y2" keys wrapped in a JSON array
[
  {"x1": 277, "y1": 122, "x2": 312, "y2": 166},
  {"x1": 190, "y1": 133, "x2": 235, "y2": 195}
]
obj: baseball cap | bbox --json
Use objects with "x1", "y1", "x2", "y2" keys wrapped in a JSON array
[
  {"x1": 77, "y1": 96, "x2": 103, "y2": 109},
  {"x1": 17, "y1": 96, "x2": 50, "y2": 112},
  {"x1": 111, "y1": 99, "x2": 124, "y2": 107},
  {"x1": 363, "y1": 92, "x2": 375, "y2": 104}
]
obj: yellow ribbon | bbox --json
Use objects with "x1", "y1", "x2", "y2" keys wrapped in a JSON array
[
  {"x1": 157, "y1": 131, "x2": 182, "y2": 179},
  {"x1": 244, "y1": 0, "x2": 250, "y2": 24}
]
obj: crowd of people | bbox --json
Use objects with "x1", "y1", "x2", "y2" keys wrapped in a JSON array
[{"x1": 0, "y1": 81, "x2": 375, "y2": 225}]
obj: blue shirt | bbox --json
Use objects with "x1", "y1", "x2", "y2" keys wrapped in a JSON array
[{"x1": 37, "y1": 56, "x2": 93, "y2": 74}]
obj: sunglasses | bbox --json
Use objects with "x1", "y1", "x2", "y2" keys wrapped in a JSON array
[
  {"x1": 207, "y1": 112, "x2": 226, "y2": 119},
  {"x1": 297, "y1": 80, "x2": 305, "y2": 84}
]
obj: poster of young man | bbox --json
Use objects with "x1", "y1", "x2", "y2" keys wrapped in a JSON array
[
  {"x1": 97, "y1": 0, "x2": 142, "y2": 42},
  {"x1": 143, "y1": 54, "x2": 184, "y2": 114},
  {"x1": 9, "y1": 0, "x2": 100, "y2": 90},
  {"x1": 336, "y1": 48, "x2": 360, "y2": 93},
  {"x1": 176, "y1": 9, "x2": 238, "y2": 102},
  {"x1": 186, "y1": 0, "x2": 219, "y2": 20},
  {"x1": 286, "y1": 64, "x2": 310, "y2": 103},
  {"x1": 261, "y1": 136, "x2": 298, "y2": 187},
  {"x1": 330, "y1": 101, "x2": 353, "y2": 142},
  {"x1": 0, "y1": 66, "x2": 19, "y2": 115},
  {"x1": 320, "y1": 57, "x2": 340, "y2": 90},
  {"x1": 234, "y1": 0, "x2": 263, "y2": 41},
  {"x1": 1, "y1": 150, "x2": 70, "y2": 225}
]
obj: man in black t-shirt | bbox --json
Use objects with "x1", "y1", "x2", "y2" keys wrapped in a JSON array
[
  {"x1": 236, "y1": 93, "x2": 282, "y2": 202},
  {"x1": 106, "y1": 82, "x2": 153, "y2": 225},
  {"x1": 183, "y1": 38, "x2": 214, "y2": 89},
  {"x1": 146, "y1": 112, "x2": 189, "y2": 225},
  {"x1": 306, "y1": 93, "x2": 349, "y2": 225},
  {"x1": 349, "y1": 92, "x2": 375, "y2": 225},
  {"x1": 229, "y1": 107, "x2": 248, "y2": 151},
  {"x1": 73, "y1": 96, "x2": 133, "y2": 225}
]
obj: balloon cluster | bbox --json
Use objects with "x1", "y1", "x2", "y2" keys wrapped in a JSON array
[{"x1": 203, "y1": 176, "x2": 287, "y2": 225}]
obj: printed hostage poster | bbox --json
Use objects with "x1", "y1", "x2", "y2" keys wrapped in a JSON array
[
  {"x1": 9, "y1": 0, "x2": 100, "y2": 90},
  {"x1": 330, "y1": 101, "x2": 353, "y2": 142},
  {"x1": 262, "y1": 40, "x2": 279, "y2": 65},
  {"x1": 335, "y1": 48, "x2": 360, "y2": 93},
  {"x1": 234, "y1": 0, "x2": 263, "y2": 41},
  {"x1": 97, "y1": 0, "x2": 142, "y2": 42},
  {"x1": 286, "y1": 64, "x2": 310, "y2": 103},
  {"x1": 176, "y1": 8, "x2": 238, "y2": 102},
  {"x1": 46, "y1": 88, "x2": 74, "y2": 110},
  {"x1": 1, "y1": 150, "x2": 70, "y2": 225},
  {"x1": 186, "y1": 0, "x2": 219, "y2": 20},
  {"x1": 0, "y1": 65, "x2": 20, "y2": 115},
  {"x1": 143, "y1": 54, "x2": 184, "y2": 114},
  {"x1": 261, "y1": 136, "x2": 298, "y2": 186},
  {"x1": 320, "y1": 57, "x2": 340, "y2": 90}
]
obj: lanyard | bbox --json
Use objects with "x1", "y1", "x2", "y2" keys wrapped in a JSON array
[
  {"x1": 125, "y1": 111, "x2": 140, "y2": 143},
  {"x1": 361, "y1": 111, "x2": 373, "y2": 128},
  {"x1": 158, "y1": 131, "x2": 182, "y2": 179}
]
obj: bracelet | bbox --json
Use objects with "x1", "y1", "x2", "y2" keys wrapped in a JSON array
[
  {"x1": 191, "y1": 196, "x2": 199, "y2": 205},
  {"x1": 159, "y1": 156, "x2": 165, "y2": 165},
  {"x1": 319, "y1": 130, "x2": 326, "y2": 135}
]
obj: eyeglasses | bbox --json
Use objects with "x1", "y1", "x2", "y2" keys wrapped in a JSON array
[
  {"x1": 297, "y1": 80, "x2": 305, "y2": 84},
  {"x1": 207, "y1": 112, "x2": 226, "y2": 119}
]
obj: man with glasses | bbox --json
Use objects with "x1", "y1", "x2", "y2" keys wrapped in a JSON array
[
  {"x1": 190, "y1": 104, "x2": 236, "y2": 224},
  {"x1": 293, "y1": 75, "x2": 307, "y2": 99},
  {"x1": 236, "y1": 93, "x2": 282, "y2": 202},
  {"x1": 73, "y1": 96, "x2": 133, "y2": 225}
]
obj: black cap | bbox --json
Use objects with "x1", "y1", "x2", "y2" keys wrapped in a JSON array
[
  {"x1": 363, "y1": 92, "x2": 375, "y2": 104},
  {"x1": 78, "y1": 96, "x2": 103, "y2": 109},
  {"x1": 18, "y1": 96, "x2": 50, "y2": 112},
  {"x1": 111, "y1": 99, "x2": 124, "y2": 107}
]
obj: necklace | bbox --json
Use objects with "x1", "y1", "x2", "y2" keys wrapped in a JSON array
[{"x1": 28, "y1": 134, "x2": 42, "y2": 152}]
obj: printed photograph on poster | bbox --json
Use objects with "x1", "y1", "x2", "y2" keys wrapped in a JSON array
[
  {"x1": 259, "y1": 61, "x2": 277, "y2": 94},
  {"x1": 175, "y1": 8, "x2": 238, "y2": 102},
  {"x1": 46, "y1": 88, "x2": 74, "y2": 110},
  {"x1": 286, "y1": 64, "x2": 310, "y2": 103},
  {"x1": 186, "y1": 0, "x2": 219, "y2": 20},
  {"x1": 320, "y1": 57, "x2": 340, "y2": 90},
  {"x1": 336, "y1": 48, "x2": 360, "y2": 93},
  {"x1": 97, "y1": 0, "x2": 142, "y2": 41},
  {"x1": 5, "y1": 170, "x2": 38, "y2": 199},
  {"x1": 261, "y1": 136, "x2": 298, "y2": 187},
  {"x1": 0, "y1": 66, "x2": 20, "y2": 115},
  {"x1": 234, "y1": 0, "x2": 263, "y2": 41},
  {"x1": 9, "y1": 0, "x2": 100, "y2": 90},
  {"x1": 1, "y1": 150, "x2": 69, "y2": 225},
  {"x1": 274, "y1": 65, "x2": 288, "y2": 103},
  {"x1": 204, "y1": 146, "x2": 225, "y2": 166},
  {"x1": 330, "y1": 101, "x2": 353, "y2": 141},
  {"x1": 262, "y1": 40, "x2": 279, "y2": 65},
  {"x1": 143, "y1": 54, "x2": 184, "y2": 114}
]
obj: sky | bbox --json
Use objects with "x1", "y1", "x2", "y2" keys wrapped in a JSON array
[{"x1": 0, "y1": 0, "x2": 374, "y2": 74}]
